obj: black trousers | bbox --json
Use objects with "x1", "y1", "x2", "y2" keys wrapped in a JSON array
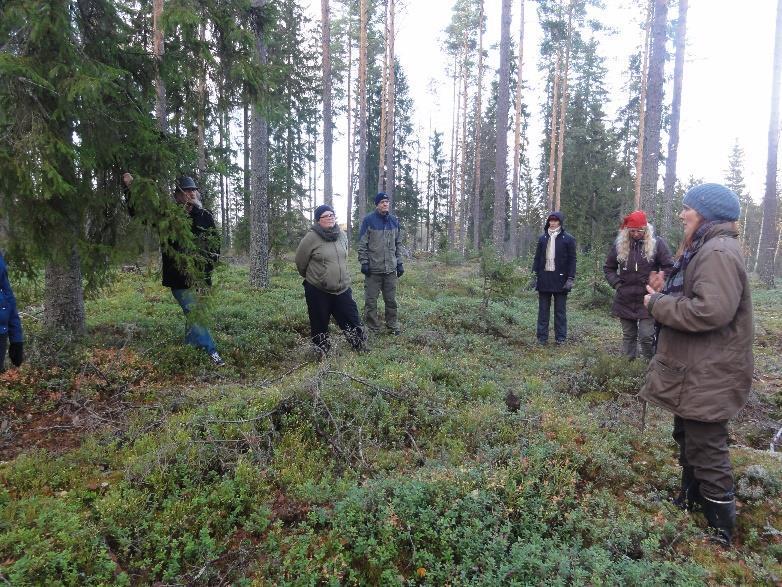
[
  {"x1": 0, "y1": 335, "x2": 6, "y2": 371},
  {"x1": 303, "y1": 281, "x2": 364, "y2": 349},
  {"x1": 537, "y1": 292, "x2": 568, "y2": 343},
  {"x1": 673, "y1": 415, "x2": 733, "y2": 500}
]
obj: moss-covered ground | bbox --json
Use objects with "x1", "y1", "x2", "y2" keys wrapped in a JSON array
[{"x1": 1, "y1": 256, "x2": 780, "y2": 585}]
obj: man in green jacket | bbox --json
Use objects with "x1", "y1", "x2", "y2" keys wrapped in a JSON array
[{"x1": 358, "y1": 193, "x2": 404, "y2": 335}]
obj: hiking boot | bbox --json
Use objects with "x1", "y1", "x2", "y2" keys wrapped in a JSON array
[{"x1": 209, "y1": 351, "x2": 226, "y2": 367}]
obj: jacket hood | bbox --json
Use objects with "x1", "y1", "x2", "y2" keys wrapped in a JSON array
[{"x1": 544, "y1": 211, "x2": 565, "y2": 232}]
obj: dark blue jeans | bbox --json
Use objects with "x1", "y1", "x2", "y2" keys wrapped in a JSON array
[
  {"x1": 537, "y1": 292, "x2": 568, "y2": 343},
  {"x1": 171, "y1": 288, "x2": 217, "y2": 354}
]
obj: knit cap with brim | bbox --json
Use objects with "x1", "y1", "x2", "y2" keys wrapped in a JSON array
[{"x1": 682, "y1": 183, "x2": 740, "y2": 222}]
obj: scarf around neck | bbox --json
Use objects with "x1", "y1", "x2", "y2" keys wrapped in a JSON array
[
  {"x1": 312, "y1": 223, "x2": 341, "y2": 242},
  {"x1": 545, "y1": 227, "x2": 561, "y2": 271},
  {"x1": 663, "y1": 220, "x2": 720, "y2": 296}
]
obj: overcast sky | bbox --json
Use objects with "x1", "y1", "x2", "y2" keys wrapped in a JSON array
[{"x1": 305, "y1": 0, "x2": 778, "y2": 219}]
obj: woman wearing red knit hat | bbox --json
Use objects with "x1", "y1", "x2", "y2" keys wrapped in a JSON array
[{"x1": 602, "y1": 210, "x2": 673, "y2": 360}]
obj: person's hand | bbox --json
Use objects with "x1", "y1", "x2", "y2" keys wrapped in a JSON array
[
  {"x1": 644, "y1": 284, "x2": 656, "y2": 308},
  {"x1": 8, "y1": 342, "x2": 23, "y2": 367},
  {"x1": 563, "y1": 277, "x2": 575, "y2": 292},
  {"x1": 396, "y1": 263, "x2": 404, "y2": 278},
  {"x1": 122, "y1": 172, "x2": 133, "y2": 187},
  {"x1": 648, "y1": 270, "x2": 665, "y2": 293},
  {"x1": 529, "y1": 276, "x2": 537, "y2": 291},
  {"x1": 360, "y1": 263, "x2": 370, "y2": 276}
]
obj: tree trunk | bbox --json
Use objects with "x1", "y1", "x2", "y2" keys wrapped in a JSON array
[
  {"x1": 757, "y1": 0, "x2": 782, "y2": 286},
  {"x1": 448, "y1": 55, "x2": 459, "y2": 246},
  {"x1": 358, "y1": 0, "x2": 368, "y2": 217},
  {"x1": 243, "y1": 93, "x2": 251, "y2": 217},
  {"x1": 493, "y1": 0, "x2": 512, "y2": 252},
  {"x1": 508, "y1": 0, "x2": 524, "y2": 257},
  {"x1": 377, "y1": 2, "x2": 388, "y2": 194},
  {"x1": 345, "y1": 10, "x2": 354, "y2": 241},
  {"x1": 153, "y1": 0, "x2": 167, "y2": 132},
  {"x1": 321, "y1": 0, "x2": 333, "y2": 206},
  {"x1": 546, "y1": 53, "x2": 561, "y2": 211},
  {"x1": 554, "y1": 2, "x2": 573, "y2": 212},
  {"x1": 662, "y1": 0, "x2": 687, "y2": 239},
  {"x1": 196, "y1": 21, "x2": 207, "y2": 184},
  {"x1": 458, "y1": 29, "x2": 469, "y2": 252},
  {"x1": 635, "y1": 0, "x2": 653, "y2": 209},
  {"x1": 472, "y1": 0, "x2": 485, "y2": 252},
  {"x1": 44, "y1": 247, "x2": 85, "y2": 335},
  {"x1": 250, "y1": 0, "x2": 270, "y2": 288},
  {"x1": 385, "y1": 0, "x2": 396, "y2": 205},
  {"x1": 640, "y1": 0, "x2": 668, "y2": 218}
]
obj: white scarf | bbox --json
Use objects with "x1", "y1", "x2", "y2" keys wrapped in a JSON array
[{"x1": 545, "y1": 227, "x2": 561, "y2": 271}]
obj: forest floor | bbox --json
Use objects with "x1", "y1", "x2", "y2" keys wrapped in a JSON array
[{"x1": 1, "y1": 256, "x2": 781, "y2": 585}]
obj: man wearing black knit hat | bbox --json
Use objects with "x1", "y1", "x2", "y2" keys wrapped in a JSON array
[{"x1": 358, "y1": 193, "x2": 404, "y2": 335}]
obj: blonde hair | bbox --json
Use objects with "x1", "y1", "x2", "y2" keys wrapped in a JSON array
[{"x1": 615, "y1": 224, "x2": 657, "y2": 264}]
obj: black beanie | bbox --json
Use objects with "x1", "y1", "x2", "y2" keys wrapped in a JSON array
[{"x1": 314, "y1": 204, "x2": 335, "y2": 221}]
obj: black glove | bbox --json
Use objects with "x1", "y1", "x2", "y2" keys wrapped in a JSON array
[
  {"x1": 360, "y1": 263, "x2": 370, "y2": 276},
  {"x1": 564, "y1": 277, "x2": 575, "y2": 292},
  {"x1": 396, "y1": 263, "x2": 404, "y2": 278},
  {"x1": 8, "y1": 342, "x2": 23, "y2": 367}
]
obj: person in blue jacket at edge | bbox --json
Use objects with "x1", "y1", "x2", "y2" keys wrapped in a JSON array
[{"x1": 0, "y1": 252, "x2": 24, "y2": 371}]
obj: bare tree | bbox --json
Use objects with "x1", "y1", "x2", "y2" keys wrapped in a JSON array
[
  {"x1": 357, "y1": 0, "x2": 369, "y2": 217},
  {"x1": 554, "y1": 1, "x2": 573, "y2": 212},
  {"x1": 472, "y1": 0, "x2": 485, "y2": 251},
  {"x1": 493, "y1": 0, "x2": 512, "y2": 252},
  {"x1": 508, "y1": 0, "x2": 524, "y2": 257},
  {"x1": 639, "y1": 0, "x2": 668, "y2": 217},
  {"x1": 249, "y1": 0, "x2": 270, "y2": 288},
  {"x1": 757, "y1": 0, "x2": 782, "y2": 286},
  {"x1": 661, "y1": 0, "x2": 687, "y2": 239},
  {"x1": 546, "y1": 53, "x2": 561, "y2": 211},
  {"x1": 321, "y1": 0, "x2": 333, "y2": 206},
  {"x1": 634, "y1": 0, "x2": 653, "y2": 209},
  {"x1": 153, "y1": 0, "x2": 167, "y2": 132}
]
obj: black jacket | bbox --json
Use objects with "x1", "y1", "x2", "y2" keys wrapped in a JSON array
[
  {"x1": 532, "y1": 211, "x2": 577, "y2": 293},
  {"x1": 162, "y1": 206, "x2": 219, "y2": 289}
]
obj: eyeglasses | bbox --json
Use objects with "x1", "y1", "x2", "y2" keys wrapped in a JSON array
[{"x1": 319, "y1": 213, "x2": 336, "y2": 219}]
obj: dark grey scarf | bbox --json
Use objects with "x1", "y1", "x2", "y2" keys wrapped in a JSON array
[{"x1": 312, "y1": 223, "x2": 341, "y2": 242}]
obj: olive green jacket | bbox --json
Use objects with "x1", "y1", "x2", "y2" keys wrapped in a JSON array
[
  {"x1": 295, "y1": 228, "x2": 351, "y2": 295},
  {"x1": 639, "y1": 224, "x2": 753, "y2": 422}
]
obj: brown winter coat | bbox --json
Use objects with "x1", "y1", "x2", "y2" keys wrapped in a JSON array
[
  {"x1": 639, "y1": 223, "x2": 753, "y2": 422},
  {"x1": 603, "y1": 233, "x2": 673, "y2": 320},
  {"x1": 295, "y1": 228, "x2": 351, "y2": 295}
]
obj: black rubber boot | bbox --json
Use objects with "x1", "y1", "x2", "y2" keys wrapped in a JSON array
[
  {"x1": 701, "y1": 495, "x2": 736, "y2": 546},
  {"x1": 672, "y1": 466, "x2": 701, "y2": 511}
]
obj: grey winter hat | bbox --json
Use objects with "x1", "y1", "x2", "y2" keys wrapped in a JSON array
[
  {"x1": 176, "y1": 176, "x2": 199, "y2": 191},
  {"x1": 682, "y1": 183, "x2": 740, "y2": 222}
]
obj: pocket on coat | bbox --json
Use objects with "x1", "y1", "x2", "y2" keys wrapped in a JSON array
[{"x1": 643, "y1": 354, "x2": 686, "y2": 409}]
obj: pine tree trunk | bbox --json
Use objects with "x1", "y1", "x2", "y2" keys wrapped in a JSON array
[
  {"x1": 458, "y1": 30, "x2": 469, "y2": 252},
  {"x1": 757, "y1": 0, "x2": 782, "y2": 286},
  {"x1": 345, "y1": 11, "x2": 354, "y2": 241},
  {"x1": 662, "y1": 0, "x2": 687, "y2": 239},
  {"x1": 472, "y1": 0, "x2": 485, "y2": 252},
  {"x1": 635, "y1": 0, "x2": 653, "y2": 209},
  {"x1": 377, "y1": 3, "x2": 388, "y2": 194},
  {"x1": 243, "y1": 94, "x2": 251, "y2": 217},
  {"x1": 153, "y1": 0, "x2": 167, "y2": 132},
  {"x1": 493, "y1": 0, "x2": 512, "y2": 252},
  {"x1": 44, "y1": 247, "x2": 85, "y2": 335},
  {"x1": 385, "y1": 0, "x2": 396, "y2": 205},
  {"x1": 554, "y1": 3, "x2": 573, "y2": 212},
  {"x1": 640, "y1": 0, "x2": 668, "y2": 218},
  {"x1": 321, "y1": 0, "x2": 333, "y2": 206},
  {"x1": 546, "y1": 53, "x2": 561, "y2": 211},
  {"x1": 250, "y1": 0, "x2": 270, "y2": 288},
  {"x1": 448, "y1": 56, "x2": 460, "y2": 246},
  {"x1": 196, "y1": 21, "x2": 207, "y2": 184},
  {"x1": 508, "y1": 0, "x2": 524, "y2": 257},
  {"x1": 358, "y1": 0, "x2": 369, "y2": 218}
]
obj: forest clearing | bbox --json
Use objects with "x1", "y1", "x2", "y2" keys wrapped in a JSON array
[{"x1": 1, "y1": 257, "x2": 780, "y2": 584}]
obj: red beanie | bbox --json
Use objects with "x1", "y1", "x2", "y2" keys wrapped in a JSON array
[{"x1": 621, "y1": 210, "x2": 647, "y2": 229}]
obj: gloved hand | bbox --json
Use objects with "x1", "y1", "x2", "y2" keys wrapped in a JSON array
[
  {"x1": 8, "y1": 342, "x2": 23, "y2": 367},
  {"x1": 360, "y1": 263, "x2": 370, "y2": 276},
  {"x1": 563, "y1": 277, "x2": 575, "y2": 292},
  {"x1": 396, "y1": 263, "x2": 404, "y2": 278}
]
